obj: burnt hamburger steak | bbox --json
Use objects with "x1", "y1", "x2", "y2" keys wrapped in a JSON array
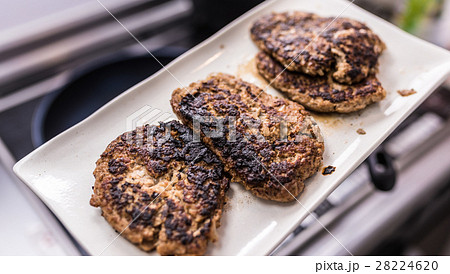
[
  {"x1": 250, "y1": 11, "x2": 386, "y2": 84},
  {"x1": 170, "y1": 73, "x2": 324, "y2": 202},
  {"x1": 90, "y1": 121, "x2": 229, "y2": 255},
  {"x1": 256, "y1": 51, "x2": 386, "y2": 113}
]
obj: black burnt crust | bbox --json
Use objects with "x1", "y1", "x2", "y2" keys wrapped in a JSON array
[
  {"x1": 91, "y1": 121, "x2": 229, "y2": 255},
  {"x1": 256, "y1": 51, "x2": 382, "y2": 103},
  {"x1": 255, "y1": 51, "x2": 386, "y2": 113},
  {"x1": 250, "y1": 11, "x2": 385, "y2": 84},
  {"x1": 171, "y1": 73, "x2": 324, "y2": 202}
]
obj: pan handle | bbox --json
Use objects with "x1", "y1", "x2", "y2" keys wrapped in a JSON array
[{"x1": 366, "y1": 147, "x2": 397, "y2": 191}]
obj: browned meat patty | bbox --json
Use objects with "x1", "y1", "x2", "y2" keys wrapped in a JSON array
[
  {"x1": 250, "y1": 12, "x2": 386, "y2": 84},
  {"x1": 171, "y1": 73, "x2": 324, "y2": 202},
  {"x1": 90, "y1": 121, "x2": 229, "y2": 255},
  {"x1": 256, "y1": 51, "x2": 386, "y2": 113}
]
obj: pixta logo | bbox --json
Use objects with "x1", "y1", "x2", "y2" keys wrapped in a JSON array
[
  {"x1": 123, "y1": 105, "x2": 321, "y2": 145},
  {"x1": 125, "y1": 105, "x2": 174, "y2": 131}
]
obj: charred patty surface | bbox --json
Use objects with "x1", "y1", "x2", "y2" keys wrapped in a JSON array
[
  {"x1": 250, "y1": 12, "x2": 385, "y2": 84},
  {"x1": 90, "y1": 121, "x2": 229, "y2": 255},
  {"x1": 171, "y1": 73, "x2": 324, "y2": 202},
  {"x1": 256, "y1": 51, "x2": 386, "y2": 113}
]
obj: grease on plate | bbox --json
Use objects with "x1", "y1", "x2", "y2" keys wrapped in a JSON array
[
  {"x1": 397, "y1": 89, "x2": 417, "y2": 97},
  {"x1": 311, "y1": 113, "x2": 345, "y2": 128},
  {"x1": 356, "y1": 128, "x2": 366, "y2": 135},
  {"x1": 236, "y1": 57, "x2": 266, "y2": 83}
]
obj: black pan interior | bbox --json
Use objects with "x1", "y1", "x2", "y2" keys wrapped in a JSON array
[{"x1": 32, "y1": 47, "x2": 185, "y2": 147}]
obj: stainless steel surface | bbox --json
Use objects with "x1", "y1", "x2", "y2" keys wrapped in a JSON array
[
  {"x1": 0, "y1": 0, "x2": 193, "y2": 94},
  {"x1": 0, "y1": 0, "x2": 154, "y2": 52},
  {"x1": 0, "y1": 25, "x2": 192, "y2": 114}
]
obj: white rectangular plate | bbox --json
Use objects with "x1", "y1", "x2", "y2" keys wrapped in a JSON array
[{"x1": 14, "y1": 0, "x2": 450, "y2": 255}]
